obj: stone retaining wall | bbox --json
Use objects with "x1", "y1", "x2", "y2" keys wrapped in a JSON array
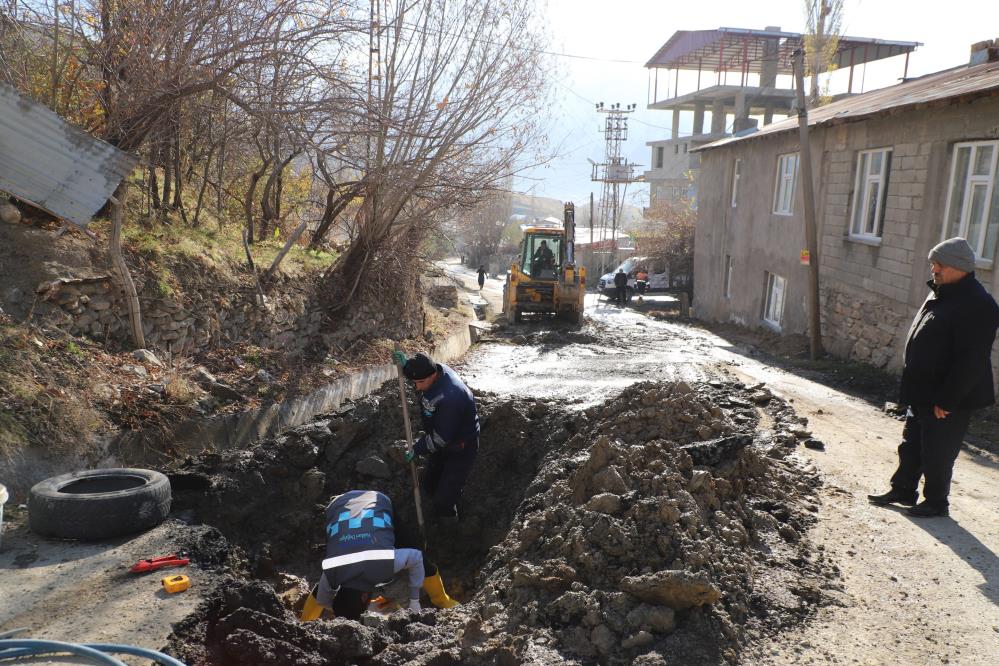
[
  {"x1": 820, "y1": 287, "x2": 909, "y2": 371},
  {"x1": 35, "y1": 274, "x2": 327, "y2": 357}
]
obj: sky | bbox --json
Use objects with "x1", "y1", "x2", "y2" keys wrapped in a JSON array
[{"x1": 517, "y1": 0, "x2": 999, "y2": 206}]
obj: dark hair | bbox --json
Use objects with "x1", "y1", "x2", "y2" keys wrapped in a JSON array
[{"x1": 332, "y1": 587, "x2": 369, "y2": 620}]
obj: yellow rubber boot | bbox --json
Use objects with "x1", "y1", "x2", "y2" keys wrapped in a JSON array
[
  {"x1": 422, "y1": 572, "x2": 459, "y2": 609},
  {"x1": 300, "y1": 584, "x2": 328, "y2": 622}
]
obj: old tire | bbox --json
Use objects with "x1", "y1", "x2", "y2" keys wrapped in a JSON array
[{"x1": 28, "y1": 468, "x2": 171, "y2": 540}]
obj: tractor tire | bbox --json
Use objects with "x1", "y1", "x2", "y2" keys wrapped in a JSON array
[
  {"x1": 28, "y1": 468, "x2": 171, "y2": 541},
  {"x1": 513, "y1": 307, "x2": 523, "y2": 323}
]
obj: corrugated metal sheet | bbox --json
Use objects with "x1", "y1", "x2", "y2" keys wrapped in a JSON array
[
  {"x1": 0, "y1": 82, "x2": 138, "y2": 227},
  {"x1": 697, "y1": 60, "x2": 999, "y2": 153}
]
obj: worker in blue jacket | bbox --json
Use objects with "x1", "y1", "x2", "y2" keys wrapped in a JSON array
[
  {"x1": 300, "y1": 489, "x2": 457, "y2": 621},
  {"x1": 393, "y1": 351, "x2": 480, "y2": 520}
]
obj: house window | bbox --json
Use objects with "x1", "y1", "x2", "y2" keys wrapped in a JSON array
[
  {"x1": 943, "y1": 140, "x2": 999, "y2": 263},
  {"x1": 850, "y1": 148, "x2": 892, "y2": 239},
  {"x1": 731, "y1": 159, "x2": 742, "y2": 208},
  {"x1": 763, "y1": 271, "x2": 786, "y2": 329},
  {"x1": 683, "y1": 143, "x2": 688, "y2": 153},
  {"x1": 674, "y1": 144, "x2": 679, "y2": 155},
  {"x1": 655, "y1": 146, "x2": 664, "y2": 169},
  {"x1": 724, "y1": 255, "x2": 733, "y2": 299},
  {"x1": 772, "y1": 152, "x2": 799, "y2": 216}
]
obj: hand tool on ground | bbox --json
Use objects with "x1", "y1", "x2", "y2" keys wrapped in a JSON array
[
  {"x1": 161, "y1": 574, "x2": 190, "y2": 593},
  {"x1": 393, "y1": 345, "x2": 427, "y2": 551},
  {"x1": 128, "y1": 552, "x2": 189, "y2": 574}
]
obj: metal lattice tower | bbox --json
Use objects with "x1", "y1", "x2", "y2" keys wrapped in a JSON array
[{"x1": 590, "y1": 103, "x2": 640, "y2": 275}]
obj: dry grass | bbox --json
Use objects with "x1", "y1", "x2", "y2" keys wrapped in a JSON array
[
  {"x1": 163, "y1": 372, "x2": 202, "y2": 405},
  {"x1": 0, "y1": 317, "x2": 107, "y2": 461}
]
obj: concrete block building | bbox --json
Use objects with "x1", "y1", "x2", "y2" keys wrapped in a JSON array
[{"x1": 693, "y1": 41, "x2": 999, "y2": 373}]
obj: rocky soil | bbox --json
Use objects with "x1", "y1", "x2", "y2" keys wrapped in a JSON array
[{"x1": 164, "y1": 371, "x2": 837, "y2": 665}]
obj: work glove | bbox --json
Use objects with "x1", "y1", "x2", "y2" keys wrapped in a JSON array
[
  {"x1": 392, "y1": 350, "x2": 408, "y2": 367},
  {"x1": 412, "y1": 434, "x2": 432, "y2": 456},
  {"x1": 408, "y1": 598, "x2": 421, "y2": 611}
]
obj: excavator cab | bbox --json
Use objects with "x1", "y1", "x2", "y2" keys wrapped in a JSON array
[{"x1": 523, "y1": 234, "x2": 562, "y2": 280}]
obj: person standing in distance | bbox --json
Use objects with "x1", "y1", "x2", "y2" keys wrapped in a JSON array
[
  {"x1": 868, "y1": 237, "x2": 999, "y2": 517},
  {"x1": 392, "y1": 351, "x2": 480, "y2": 522}
]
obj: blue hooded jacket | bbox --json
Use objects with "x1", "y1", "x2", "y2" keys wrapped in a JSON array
[{"x1": 418, "y1": 363, "x2": 480, "y2": 453}]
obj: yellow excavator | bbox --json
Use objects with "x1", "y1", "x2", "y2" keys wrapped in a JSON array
[{"x1": 502, "y1": 202, "x2": 585, "y2": 325}]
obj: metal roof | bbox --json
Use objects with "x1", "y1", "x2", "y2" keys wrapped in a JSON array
[
  {"x1": 645, "y1": 27, "x2": 919, "y2": 75},
  {"x1": 0, "y1": 82, "x2": 138, "y2": 227},
  {"x1": 696, "y1": 60, "x2": 999, "y2": 153}
]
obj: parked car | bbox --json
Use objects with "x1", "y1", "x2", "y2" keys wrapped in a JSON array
[{"x1": 597, "y1": 257, "x2": 669, "y2": 299}]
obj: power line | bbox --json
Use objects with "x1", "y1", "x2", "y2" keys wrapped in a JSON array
[{"x1": 391, "y1": 19, "x2": 644, "y2": 66}]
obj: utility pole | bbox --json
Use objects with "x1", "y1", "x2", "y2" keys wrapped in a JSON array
[
  {"x1": 793, "y1": 49, "x2": 823, "y2": 360},
  {"x1": 590, "y1": 103, "x2": 641, "y2": 277}
]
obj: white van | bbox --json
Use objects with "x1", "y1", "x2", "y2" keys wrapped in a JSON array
[{"x1": 597, "y1": 256, "x2": 669, "y2": 298}]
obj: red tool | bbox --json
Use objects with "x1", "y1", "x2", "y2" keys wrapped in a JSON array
[{"x1": 129, "y1": 552, "x2": 189, "y2": 574}]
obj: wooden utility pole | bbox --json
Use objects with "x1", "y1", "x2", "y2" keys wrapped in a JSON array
[{"x1": 793, "y1": 49, "x2": 823, "y2": 360}]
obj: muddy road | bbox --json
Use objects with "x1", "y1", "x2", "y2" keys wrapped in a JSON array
[{"x1": 158, "y1": 279, "x2": 998, "y2": 665}]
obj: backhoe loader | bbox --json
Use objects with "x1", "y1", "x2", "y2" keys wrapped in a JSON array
[{"x1": 502, "y1": 202, "x2": 585, "y2": 324}]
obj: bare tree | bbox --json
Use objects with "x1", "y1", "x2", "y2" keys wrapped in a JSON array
[
  {"x1": 321, "y1": 0, "x2": 553, "y2": 323},
  {"x1": 802, "y1": 0, "x2": 844, "y2": 106},
  {"x1": 639, "y1": 196, "x2": 696, "y2": 300}
]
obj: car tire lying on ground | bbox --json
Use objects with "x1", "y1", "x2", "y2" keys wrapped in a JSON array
[{"x1": 28, "y1": 468, "x2": 171, "y2": 540}]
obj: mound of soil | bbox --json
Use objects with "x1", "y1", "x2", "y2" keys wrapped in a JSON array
[{"x1": 166, "y1": 379, "x2": 837, "y2": 665}]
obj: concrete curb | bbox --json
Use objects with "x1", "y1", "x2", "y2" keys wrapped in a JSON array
[{"x1": 109, "y1": 322, "x2": 475, "y2": 464}]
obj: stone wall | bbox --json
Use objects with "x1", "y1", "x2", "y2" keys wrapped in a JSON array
[
  {"x1": 820, "y1": 287, "x2": 910, "y2": 371},
  {"x1": 33, "y1": 268, "x2": 435, "y2": 357},
  {"x1": 35, "y1": 273, "x2": 327, "y2": 357}
]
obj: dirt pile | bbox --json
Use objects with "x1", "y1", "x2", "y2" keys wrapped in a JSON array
[{"x1": 167, "y1": 379, "x2": 837, "y2": 665}]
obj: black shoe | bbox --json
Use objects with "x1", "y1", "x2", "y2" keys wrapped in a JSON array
[
  {"x1": 867, "y1": 489, "x2": 918, "y2": 506},
  {"x1": 907, "y1": 501, "x2": 949, "y2": 518}
]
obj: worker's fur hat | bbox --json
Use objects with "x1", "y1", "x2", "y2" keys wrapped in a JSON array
[{"x1": 403, "y1": 353, "x2": 437, "y2": 380}]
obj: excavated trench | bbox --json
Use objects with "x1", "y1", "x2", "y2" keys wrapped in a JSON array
[{"x1": 165, "y1": 374, "x2": 840, "y2": 665}]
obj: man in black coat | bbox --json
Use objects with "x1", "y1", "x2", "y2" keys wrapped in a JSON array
[
  {"x1": 869, "y1": 237, "x2": 999, "y2": 517},
  {"x1": 613, "y1": 268, "x2": 628, "y2": 305}
]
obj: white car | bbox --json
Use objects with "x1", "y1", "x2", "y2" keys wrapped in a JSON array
[{"x1": 597, "y1": 257, "x2": 669, "y2": 298}]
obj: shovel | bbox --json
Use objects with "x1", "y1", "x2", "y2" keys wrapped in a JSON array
[{"x1": 394, "y1": 345, "x2": 427, "y2": 551}]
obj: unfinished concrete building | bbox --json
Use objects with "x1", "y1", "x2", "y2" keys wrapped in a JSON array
[{"x1": 643, "y1": 27, "x2": 919, "y2": 209}]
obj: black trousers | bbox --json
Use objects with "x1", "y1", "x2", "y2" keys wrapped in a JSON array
[
  {"x1": 422, "y1": 444, "x2": 477, "y2": 518},
  {"x1": 889, "y1": 406, "x2": 971, "y2": 507},
  {"x1": 615, "y1": 285, "x2": 627, "y2": 304}
]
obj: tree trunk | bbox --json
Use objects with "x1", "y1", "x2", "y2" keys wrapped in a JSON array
[
  {"x1": 162, "y1": 140, "x2": 173, "y2": 209},
  {"x1": 244, "y1": 158, "x2": 270, "y2": 246},
  {"x1": 109, "y1": 183, "x2": 145, "y2": 349},
  {"x1": 149, "y1": 163, "x2": 161, "y2": 210},
  {"x1": 171, "y1": 114, "x2": 183, "y2": 210},
  {"x1": 310, "y1": 184, "x2": 360, "y2": 249}
]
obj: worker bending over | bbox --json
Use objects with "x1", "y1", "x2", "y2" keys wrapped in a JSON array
[{"x1": 301, "y1": 489, "x2": 457, "y2": 621}]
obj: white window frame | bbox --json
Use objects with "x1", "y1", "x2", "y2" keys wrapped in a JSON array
[
  {"x1": 849, "y1": 148, "x2": 892, "y2": 240},
  {"x1": 724, "y1": 255, "x2": 733, "y2": 299},
  {"x1": 763, "y1": 272, "x2": 786, "y2": 329},
  {"x1": 731, "y1": 159, "x2": 742, "y2": 208},
  {"x1": 942, "y1": 139, "x2": 999, "y2": 265},
  {"x1": 772, "y1": 153, "x2": 799, "y2": 216}
]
